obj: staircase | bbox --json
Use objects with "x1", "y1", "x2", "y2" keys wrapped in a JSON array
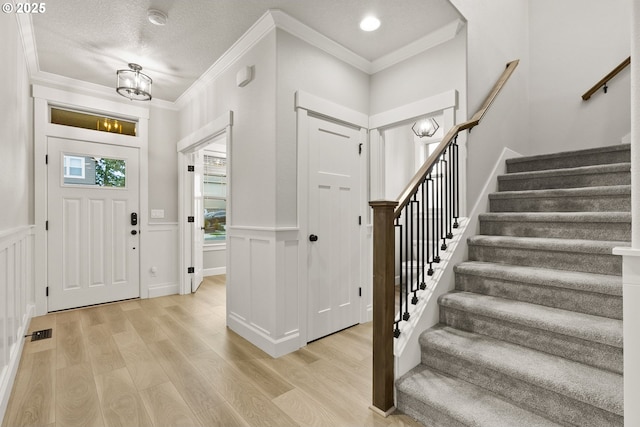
[{"x1": 396, "y1": 144, "x2": 630, "y2": 427}]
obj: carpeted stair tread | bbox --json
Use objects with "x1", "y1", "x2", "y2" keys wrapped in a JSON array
[
  {"x1": 467, "y1": 235, "x2": 627, "y2": 254},
  {"x1": 479, "y1": 211, "x2": 631, "y2": 240},
  {"x1": 419, "y1": 325, "x2": 623, "y2": 416},
  {"x1": 438, "y1": 291, "x2": 622, "y2": 348},
  {"x1": 479, "y1": 211, "x2": 631, "y2": 225},
  {"x1": 498, "y1": 163, "x2": 630, "y2": 191},
  {"x1": 506, "y1": 144, "x2": 630, "y2": 173},
  {"x1": 396, "y1": 365, "x2": 562, "y2": 427},
  {"x1": 454, "y1": 261, "x2": 622, "y2": 296},
  {"x1": 489, "y1": 184, "x2": 631, "y2": 201}
]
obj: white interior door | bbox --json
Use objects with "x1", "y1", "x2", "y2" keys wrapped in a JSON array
[
  {"x1": 191, "y1": 150, "x2": 204, "y2": 292},
  {"x1": 307, "y1": 116, "x2": 362, "y2": 342},
  {"x1": 47, "y1": 137, "x2": 140, "y2": 311}
]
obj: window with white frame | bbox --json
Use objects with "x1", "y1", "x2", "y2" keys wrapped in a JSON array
[
  {"x1": 203, "y1": 154, "x2": 227, "y2": 242},
  {"x1": 63, "y1": 155, "x2": 86, "y2": 179}
]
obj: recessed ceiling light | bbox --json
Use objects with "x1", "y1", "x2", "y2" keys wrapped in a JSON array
[
  {"x1": 360, "y1": 16, "x2": 381, "y2": 32},
  {"x1": 147, "y1": 9, "x2": 168, "y2": 26}
]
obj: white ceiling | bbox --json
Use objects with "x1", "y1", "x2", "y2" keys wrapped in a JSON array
[{"x1": 31, "y1": 0, "x2": 462, "y2": 102}]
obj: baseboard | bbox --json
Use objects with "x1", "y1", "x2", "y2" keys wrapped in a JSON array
[
  {"x1": 227, "y1": 312, "x2": 301, "y2": 358},
  {"x1": 204, "y1": 267, "x2": 226, "y2": 277},
  {"x1": 147, "y1": 282, "x2": 179, "y2": 298},
  {"x1": 0, "y1": 303, "x2": 35, "y2": 424}
]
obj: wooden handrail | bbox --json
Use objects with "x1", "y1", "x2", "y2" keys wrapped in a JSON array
[
  {"x1": 369, "y1": 59, "x2": 520, "y2": 415},
  {"x1": 394, "y1": 60, "x2": 520, "y2": 217},
  {"x1": 582, "y1": 56, "x2": 630, "y2": 101}
]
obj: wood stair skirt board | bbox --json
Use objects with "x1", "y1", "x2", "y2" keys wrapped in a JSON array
[{"x1": 396, "y1": 144, "x2": 629, "y2": 427}]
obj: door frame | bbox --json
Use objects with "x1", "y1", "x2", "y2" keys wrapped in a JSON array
[
  {"x1": 33, "y1": 85, "x2": 149, "y2": 316},
  {"x1": 177, "y1": 111, "x2": 233, "y2": 295},
  {"x1": 295, "y1": 91, "x2": 369, "y2": 344}
]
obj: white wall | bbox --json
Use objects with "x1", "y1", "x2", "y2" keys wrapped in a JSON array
[
  {"x1": 179, "y1": 33, "x2": 277, "y2": 228},
  {"x1": 148, "y1": 106, "x2": 179, "y2": 223},
  {"x1": 369, "y1": 26, "x2": 467, "y2": 120},
  {"x1": 529, "y1": 0, "x2": 631, "y2": 154},
  {"x1": 384, "y1": 124, "x2": 417, "y2": 200},
  {"x1": 275, "y1": 28, "x2": 370, "y2": 227},
  {"x1": 0, "y1": 12, "x2": 35, "y2": 423},
  {"x1": 448, "y1": 0, "x2": 530, "y2": 209}
]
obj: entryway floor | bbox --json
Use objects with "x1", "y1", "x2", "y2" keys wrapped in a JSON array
[{"x1": 2, "y1": 275, "x2": 421, "y2": 427}]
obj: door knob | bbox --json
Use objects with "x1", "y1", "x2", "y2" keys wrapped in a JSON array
[
  {"x1": 309, "y1": 234, "x2": 318, "y2": 242},
  {"x1": 131, "y1": 230, "x2": 138, "y2": 235}
]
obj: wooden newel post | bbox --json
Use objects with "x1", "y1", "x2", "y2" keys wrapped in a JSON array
[{"x1": 369, "y1": 200, "x2": 398, "y2": 415}]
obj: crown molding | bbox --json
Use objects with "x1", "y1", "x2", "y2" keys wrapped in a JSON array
[
  {"x1": 270, "y1": 9, "x2": 372, "y2": 74},
  {"x1": 30, "y1": 71, "x2": 177, "y2": 110},
  {"x1": 174, "y1": 9, "x2": 279, "y2": 109},
  {"x1": 371, "y1": 19, "x2": 465, "y2": 74},
  {"x1": 16, "y1": 7, "x2": 465, "y2": 112},
  {"x1": 15, "y1": 12, "x2": 39, "y2": 76}
]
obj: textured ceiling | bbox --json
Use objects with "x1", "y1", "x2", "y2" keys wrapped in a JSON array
[{"x1": 31, "y1": 0, "x2": 462, "y2": 102}]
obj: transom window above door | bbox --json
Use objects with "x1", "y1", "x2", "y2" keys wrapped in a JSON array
[{"x1": 51, "y1": 107, "x2": 137, "y2": 136}]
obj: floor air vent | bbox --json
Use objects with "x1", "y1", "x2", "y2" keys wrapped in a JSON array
[{"x1": 28, "y1": 329, "x2": 52, "y2": 341}]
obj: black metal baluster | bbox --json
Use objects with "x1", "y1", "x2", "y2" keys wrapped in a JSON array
[
  {"x1": 432, "y1": 171, "x2": 440, "y2": 264},
  {"x1": 403, "y1": 208, "x2": 410, "y2": 321},
  {"x1": 395, "y1": 218, "x2": 402, "y2": 338},
  {"x1": 412, "y1": 195, "x2": 419, "y2": 304},
  {"x1": 426, "y1": 175, "x2": 434, "y2": 275},
  {"x1": 439, "y1": 156, "x2": 447, "y2": 251},
  {"x1": 420, "y1": 179, "x2": 428, "y2": 287},
  {"x1": 453, "y1": 137, "x2": 460, "y2": 229},
  {"x1": 447, "y1": 146, "x2": 453, "y2": 239}
]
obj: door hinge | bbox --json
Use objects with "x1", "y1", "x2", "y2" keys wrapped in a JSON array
[
  {"x1": 46, "y1": 286, "x2": 49, "y2": 297},
  {"x1": 187, "y1": 216, "x2": 195, "y2": 223},
  {"x1": 188, "y1": 267, "x2": 195, "y2": 274},
  {"x1": 187, "y1": 165, "x2": 195, "y2": 172},
  {"x1": 45, "y1": 220, "x2": 49, "y2": 231},
  {"x1": 359, "y1": 287, "x2": 362, "y2": 297},
  {"x1": 45, "y1": 154, "x2": 48, "y2": 164},
  {"x1": 358, "y1": 143, "x2": 363, "y2": 155},
  {"x1": 358, "y1": 215, "x2": 361, "y2": 225}
]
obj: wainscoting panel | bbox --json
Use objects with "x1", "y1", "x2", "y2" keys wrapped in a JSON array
[
  {"x1": 227, "y1": 227, "x2": 301, "y2": 357},
  {"x1": 0, "y1": 226, "x2": 35, "y2": 423},
  {"x1": 144, "y1": 223, "x2": 179, "y2": 298}
]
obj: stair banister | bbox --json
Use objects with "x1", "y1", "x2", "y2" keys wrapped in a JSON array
[
  {"x1": 582, "y1": 56, "x2": 631, "y2": 101},
  {"x1": 369, "y1": 59, "x2": 519, "y2": 415}
]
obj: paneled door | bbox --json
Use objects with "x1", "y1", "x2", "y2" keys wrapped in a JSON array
[
  {"x1": 47, "y1": 137, "x2": 140, "y2": 311},
  {"x1": 307, "y1": 116, "x2": 362, "y2": 342},
  {"x1": 191, "y1": 150, "x2": 204, "y2": 292}
]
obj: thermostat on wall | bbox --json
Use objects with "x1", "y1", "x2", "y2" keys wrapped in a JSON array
[{"x1": 236, "y1": 66, "x2": 253, "y2": 87}]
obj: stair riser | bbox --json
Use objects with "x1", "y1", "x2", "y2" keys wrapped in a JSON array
[
  {"x1": 396, "y1": 393, "x2": 467, "y2": 427},
  {"x1": 439, "y1": 307, "x2": 622, "y2": 374},
  {"x1": 455, "y1": 273, "x2": 622, "y2": 319},
  {"x1": 479, "y1": 219, "x2": 631, "y2": 241},
  {"x1": 498, "y1": 171, "x2": 630, "y2": 192},
  {"x1": 468, "y1": 245, "x2": 621, "y2": 276},
  {"x1": 506, "y1": 150, "x2": 630, "y2": 173},
  {"x1": 421, "y1": 347, "x2": 623, "y2": 427},
  {"x1": 489, "y1": 195, "x2": 630, "y2": 213}
]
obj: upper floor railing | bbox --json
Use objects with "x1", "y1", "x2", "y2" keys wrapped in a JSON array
[
  {"x1": 369, "y1": 59, "x2": 520, "y2": 414},
  {"x1": 582, "y1": 56, "x2": 630, "y2": 101}
]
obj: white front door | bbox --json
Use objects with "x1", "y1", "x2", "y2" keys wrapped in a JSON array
[
  {"x1": 47, "y1": 137, "x2": 140, "y2": 311},
  {"x1": 191, "y1": 150, "x2": 204, "y2": 292},
  {"x1": 307, "y1": 116, "x2": 362, "y2": 342}
]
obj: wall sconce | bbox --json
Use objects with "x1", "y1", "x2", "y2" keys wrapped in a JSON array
[{"x1": 412, "y1": 117, "x2": 439, "y2": 138}]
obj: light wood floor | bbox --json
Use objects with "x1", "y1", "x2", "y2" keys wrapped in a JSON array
[{"x1": 2, "y1": 276, "x2": 422, "y2": 427}]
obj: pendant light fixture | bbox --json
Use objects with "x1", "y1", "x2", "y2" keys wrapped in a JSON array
[
  {"x1": 412, "y1": 117, "x2": 440, "y2": 138},
  {"x1": 116, "y1": 63, "x2": 152, "y2": 101}
]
